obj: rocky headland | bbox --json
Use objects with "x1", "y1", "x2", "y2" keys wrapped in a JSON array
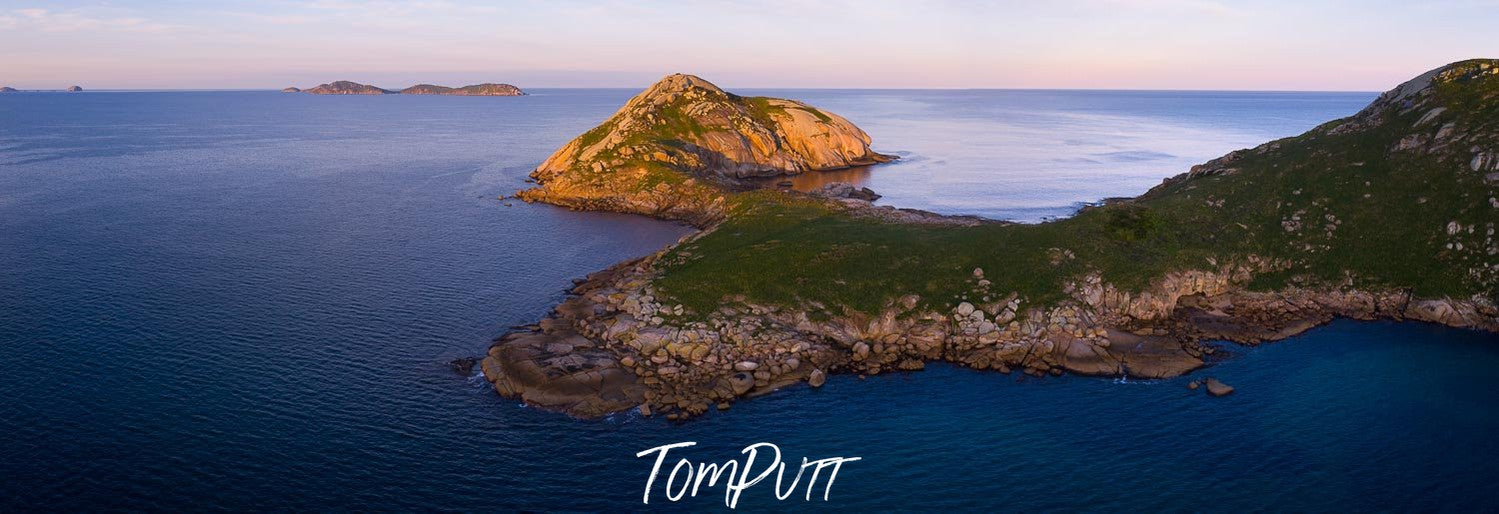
[
  {"x1": 301, "y1": 80, "x2": 525, "y2": 96},
  {"x1": 489, "y1": 62, "x2": 1499, "y2": 420},
  {"x1": 0, "y1": 86, "x2": 16, "y2": 93}
]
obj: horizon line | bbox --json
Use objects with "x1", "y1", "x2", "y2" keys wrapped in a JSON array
[{"x1": 5, "y1": 86, "x2": 1383, "y2": 95}]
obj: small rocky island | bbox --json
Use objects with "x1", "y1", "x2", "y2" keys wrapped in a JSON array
[
  {"x1": 400, "y1": 83, "x2": 524, "y2": 96},
  {"x1": 0, "y1": 86, "x2": 16, "y2": 93},
  {"x1": 300, "y1": 80, "x2": 524, "y2": 96},
  {"x1": 303, "y1": 81, "x2": 392, "y2": 95},
  {"x1": 66, "y1": 85, "x2": 82, "y2": 92},
  {"x1": 520, "y1": 73, "x2": 891, "y2": 225},
  {"x1": 488, "y1": 61, "x2": 1499, "y2": 420}
]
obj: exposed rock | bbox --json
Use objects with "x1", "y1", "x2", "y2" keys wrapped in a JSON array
[
  {"x1": 518, "y1": 73, "x2": 893, "y2": 225},
  {"x1": 281, "y1": 87, "x2": 301, "y2": 93},
  {"x1": 481, "y1": 330, "x2": 643, "y2": 418},
  {"x1": 811, "y1": 182, "x2": 881, "y2": 201},
  {"x1": 852, "y1": 341, "x2": 871, "y2": 360},
  {"x1": 304, "y1": 81, "x2": 392, "y2": 95},
  {"x1": 1474, "y1": 150, "x2": 1498, "y2": 172},
  {"x1": 66, "y1": 85, "x2": 82, "y2": 92},
  {"x1": 1204, "y1": 378, "x2": 1235, "y2": 397},
  {"x1": 0, "y1": 86, "x2": 16, "y2": 93},
  {"x1": 808, "y1": 369, "x2": 827, "y2": 387},
  {"x1": 481, "y1": 60, "x2": 1499, "y2": 421},
  {"x1": 449, "y1": 356, "x2": 479, "y2": 375},
  {"x1": 727, "y1": 373, "x2": 754, "y2": 395}
]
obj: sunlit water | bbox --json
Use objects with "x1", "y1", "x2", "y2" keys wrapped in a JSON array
[
  {"x1": 754, "y1": 88, "x2": 1372, "y2": 221},
  {"x1": 2, "y1": 89, "x2": 1496, "y2": 511}
]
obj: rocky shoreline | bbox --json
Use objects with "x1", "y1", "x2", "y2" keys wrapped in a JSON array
[
  {"x1": 481, "y1": 64, "x2": 1499, "y2": 421},
  {"x1": 482, "y1": 218, "x2": 1498, "y2": 420},
  {"x1": 515, "y1": 74, "x2": 892, "y2": 227}
]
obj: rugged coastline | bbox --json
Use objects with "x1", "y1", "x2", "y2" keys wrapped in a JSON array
[{"x1": 487, "y1": 62, "x2": 1499, "y2": 420}]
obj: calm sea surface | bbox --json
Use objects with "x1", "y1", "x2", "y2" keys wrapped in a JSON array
[{"x1": 2, "y1": 89, "x2": 1496, "y2": 511}]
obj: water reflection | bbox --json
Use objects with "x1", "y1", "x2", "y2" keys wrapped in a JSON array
[
  {"x1": 753, "y1": 164, "x2": 876, "y2": 192},
  {"x1": 743, "y1": 89, "x2": 1375, "y2": 221}
]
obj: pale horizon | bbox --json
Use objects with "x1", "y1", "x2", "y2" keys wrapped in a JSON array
[{"x1": 2, "y1": 0, "x2": 1496, "y2": 91}]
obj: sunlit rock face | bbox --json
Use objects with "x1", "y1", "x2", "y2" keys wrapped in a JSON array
[{"x1": 520, "y1": 73, "x2": 892, "y2": 225}]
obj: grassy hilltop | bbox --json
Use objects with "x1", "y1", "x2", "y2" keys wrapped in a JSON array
[{"x1": 649, "y1": 60, "x2": 1499, "y2": 317}]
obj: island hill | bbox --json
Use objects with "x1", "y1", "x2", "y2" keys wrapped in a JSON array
[
  {"x1": 0, "y1": 85, "x2": 82, "y2": 92},
  {"x1": 486, "y1": 62, "x2": 1499, "y2": 420},
  {"x1": 292, "y1": 80, "x2": 524, "y2": 96}
]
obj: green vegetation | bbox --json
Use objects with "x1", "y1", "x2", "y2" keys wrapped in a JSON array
[
  {"x1": 743, "y1": 96, "x2": 834, "y2": 124},
  {"x1": 654, "y1": 192, "x2": 1231, "y2": 315},
  {"x1": 650, "y1": 62, "x2": 1499, "y2": 316},
  {"x1": 538, "y1": 76, "x2": 865, "y2": 206}
]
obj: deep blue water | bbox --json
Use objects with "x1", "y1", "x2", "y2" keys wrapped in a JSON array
[{"x1": 2, "y1": 90, "x2": 1497, "y2": 511}]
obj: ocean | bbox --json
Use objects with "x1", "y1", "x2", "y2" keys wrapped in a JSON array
[{"x1": 2, "y1": 89, "x2": 1496, "y2": 511}]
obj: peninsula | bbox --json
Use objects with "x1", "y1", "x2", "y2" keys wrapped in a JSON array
[
  {"x1": 300, "y1": 80, "x2": 525, "y2": 96},
  {"x1": 488, "y1": 61, "x2": 1499, "y2": 420}
]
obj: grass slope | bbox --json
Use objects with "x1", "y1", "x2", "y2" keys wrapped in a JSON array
[{"x1": 651, "y1": 60, "x2": 1499, "y2": 318}]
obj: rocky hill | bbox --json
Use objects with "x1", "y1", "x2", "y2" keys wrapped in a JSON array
[
  {"x1": 517, "y1": 74, "x2": 892, "y2": 225},
  {"x1": 400, "y1": 83, "x2": 524, "y2": 96},
  {"x1": 304, "y1": 81, "x2": 392, "y2": 95},
  {"x1": 299, "y1": 81, "x2": 526, "y2": 96},
  {"x1": 0, "y1": 87, "x2": 16, "y2": 93},
  {"x1": 484, "y1": 60, "x2": 1499, "y2": 420}
]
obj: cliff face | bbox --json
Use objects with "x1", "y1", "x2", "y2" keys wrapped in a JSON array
[
  {"x1": 518, "y1": 74, "x2": 892, "y2": 225},
  {"x1": 400, "y1": 83, "x2": 524, "y2": 96},
  {"x1": 304, "y1": 81, "x2": 392, "y2": 95}
]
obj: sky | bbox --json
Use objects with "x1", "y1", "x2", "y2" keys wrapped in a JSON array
[{"x1": 1, "y1": 0, "x2": 1496, "y2": 91}]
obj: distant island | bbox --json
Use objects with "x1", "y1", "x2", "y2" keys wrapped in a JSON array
[
  {"x1": 0, "y1": 86, "x2": 82, "y2": 93},
  {"x1": 484, "y1": 60, "x2": 1499, "y2": 421},
  {"x1": 297, "y1": 80, "x2": 525, "y2": 96},
  {"x1": 401, "y1": 83, "x2": 525, "y2": 96}
]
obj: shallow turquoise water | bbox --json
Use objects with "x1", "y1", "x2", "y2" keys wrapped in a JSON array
[{"x1": 2, "y1": 89, "x2": 1494, "y2": 511}]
